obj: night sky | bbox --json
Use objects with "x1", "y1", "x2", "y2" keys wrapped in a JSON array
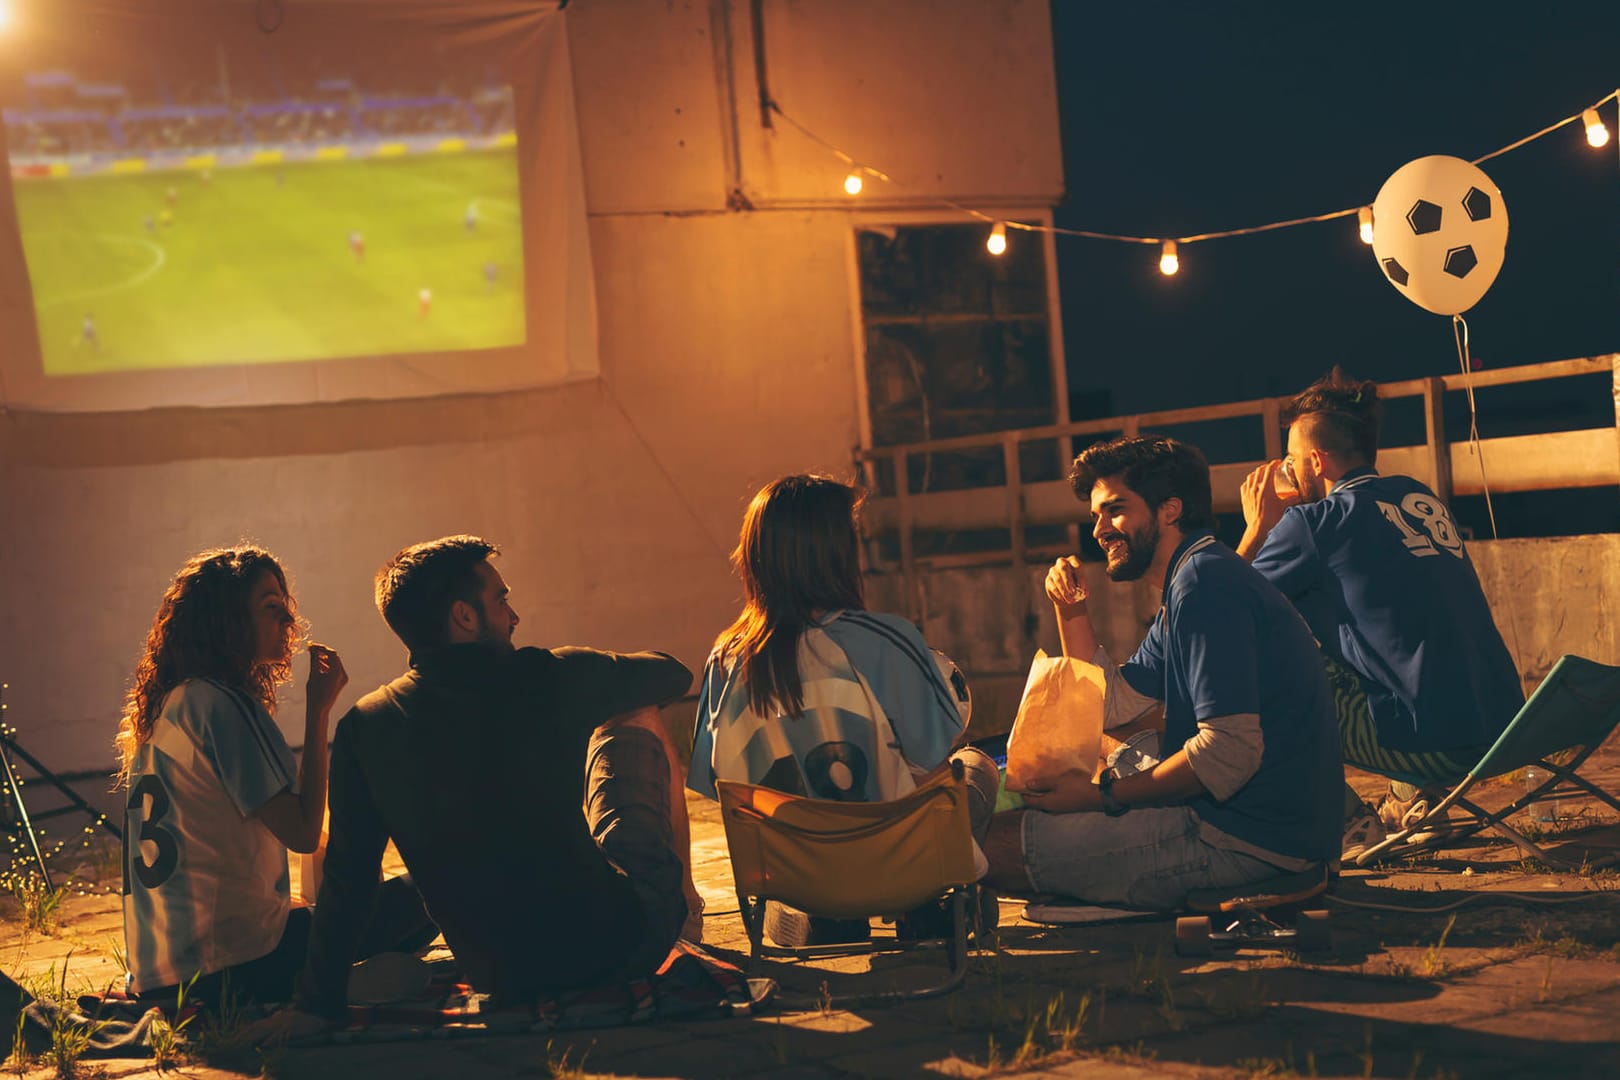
[{"x1": 1047, "y1": 3, "x2": 1620, "y2": 536}]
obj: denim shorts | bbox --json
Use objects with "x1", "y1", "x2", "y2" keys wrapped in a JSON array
[{"x1": 1022, "y1": 805, "x2": 1285, "y2": 910}]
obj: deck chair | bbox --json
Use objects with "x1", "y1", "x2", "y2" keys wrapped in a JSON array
[
  {"x1": 716, "y1": 758, "x2": 981, "y2": 1005},
  {"x1": 1356, "y1": 654, "x2": 1620, "y2": 867}
]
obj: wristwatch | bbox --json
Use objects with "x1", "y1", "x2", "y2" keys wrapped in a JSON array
[{"x1": 1098, "y1": 768, "x2": 1129, "y2": 817}]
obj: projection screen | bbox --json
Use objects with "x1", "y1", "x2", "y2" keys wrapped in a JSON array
[{"x1": 0, "y1": 0, "x2": 596, "y2": 411}]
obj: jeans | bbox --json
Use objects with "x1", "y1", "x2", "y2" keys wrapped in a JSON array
[{"x1": 1022, "y1": 805, "x2": 1290, "y2": 910}]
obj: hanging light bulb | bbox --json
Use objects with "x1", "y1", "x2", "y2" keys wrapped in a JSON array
[
  {"x1": 986, "y1": 221, "x2": 1008, "y2": 256},
  {"x1": 1158, "y1": 240, "x2": 1179, "y2": 276},
  {"x1": 1583, "y1": 107, "x2": 1610, "y2": 148},
  {"x1": 843, "y1": 169, "x2": 864, "y2": 196},
  {"x1": 1358, "y1": 206, "x2": 1375, "y2": 245}
]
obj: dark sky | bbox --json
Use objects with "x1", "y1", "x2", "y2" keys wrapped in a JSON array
[
  {"x1": 1050, "y1": 3, "x2": 1618, "y2": 403},
  {"x1": 1047, "y1": 2, "x2": 1620, "y2": 535}
]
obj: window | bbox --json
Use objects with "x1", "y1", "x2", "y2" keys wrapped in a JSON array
[{"x1": 854, "y1": 217, "x2": 1069, "y2": 557}]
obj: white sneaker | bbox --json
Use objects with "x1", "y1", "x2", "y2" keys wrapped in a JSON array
[
  {"x1": 1342, "y1": 802, "x2": 1387, "y2": 862},
  {"x1": 1379, "y1": 789, "x2": 1454, "y2": 845}
]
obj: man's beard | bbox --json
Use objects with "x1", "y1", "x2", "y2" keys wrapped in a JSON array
[
  {"x1": 1102, "y1": 518, "x2": 1160, "y2": 582},
  {"x1": 472, "y1": 606, "x2": 514, "y2": 650},
  {"x1": 1295, "y1": 470, "x2": 1327, "y2": 504}
]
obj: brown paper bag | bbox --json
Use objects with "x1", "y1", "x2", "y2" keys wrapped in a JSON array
[{"x1": 1004, "y1": 649, "x2": 1106, "y2": 794}]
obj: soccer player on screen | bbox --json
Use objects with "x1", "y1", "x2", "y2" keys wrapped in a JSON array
[
  {"x1": 349, "y1": 230, "x2": 365, "y2": 262},
  {"x1": 418, "y1": 287, "x2": 433, "y2": 318},
  {"x1": 464, "y1": 202, "x2": 478, "y2": 233},
  {"x1": 79, "y1": 313, "x2": 99, "y2": 351}
]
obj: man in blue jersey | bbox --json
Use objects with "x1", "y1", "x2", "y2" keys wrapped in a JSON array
[
  {"x1": 1237, "y1": 369, "x2": 1524, "y2": 853},
  {"x1": 984, "y1": 436, "x2": 1342, "y2": 907}
]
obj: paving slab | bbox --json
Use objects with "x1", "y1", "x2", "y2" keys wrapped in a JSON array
[{"x1": 6, "y1": 747, "x2": 1620, "y2": 1077}]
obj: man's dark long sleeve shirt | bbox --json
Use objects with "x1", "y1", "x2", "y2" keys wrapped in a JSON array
[{"x1": 295, "y1": 643, "x2": 692, "y2": 1016}]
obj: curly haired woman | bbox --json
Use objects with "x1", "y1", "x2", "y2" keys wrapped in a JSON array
[{"x1": 117, "y1": 547, "x2": 353, "y2": 1008}]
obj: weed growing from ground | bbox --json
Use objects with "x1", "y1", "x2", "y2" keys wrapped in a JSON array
[
  {"x1": 146, "y1": 975, "x2": 197, "y2": 1072},
  {"x1": 2, "y1": 871, "x2": 66, "y2": 936},
  {"x1": 1420, "y1": 914, "x2": 1457, "y2": 978}
]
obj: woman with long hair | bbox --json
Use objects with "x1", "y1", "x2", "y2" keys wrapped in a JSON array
[
  {"x1": 118, "y1": 546, "x2": 347, "y2": 1007},
  {"x1": 687, "y1": 475, "x2": 998, "y2": 944}
]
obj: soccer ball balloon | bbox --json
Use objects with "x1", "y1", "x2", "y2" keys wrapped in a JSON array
[
  {"x1": 932, "y1": 649, "x2": 973, "y2": 728},
  {"x1": 1371, "y1": 155, "x2": 1508, "y2": 316}
]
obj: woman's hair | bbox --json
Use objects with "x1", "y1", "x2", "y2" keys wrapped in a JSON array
[
  {"x1": 116, "y1": 547, "x2": 303, "y2": 785},
  {"x1": 715, "y1": 475, "x2": 866, "y2": 718}
]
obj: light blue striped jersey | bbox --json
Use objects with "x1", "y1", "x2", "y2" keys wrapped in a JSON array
[
  {"x1": 687, "y1": 611, "x2": 968, "y2": 803},
  {"x1": 121, "y1": 678, "x2": 296, "y2": 993}
]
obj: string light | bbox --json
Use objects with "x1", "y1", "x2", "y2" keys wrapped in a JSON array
[
  {"x1": 986, "y1": 221, "x2": 1007, "y2": 255},
  {"x1": 1584, "y1": 107, "x2": 1610, "y2": 148},
  {"x1": 1159, "y1": 240, "x2": 1179, "y2": 276},
  {"x1": 765, "y1": 88, "x2": 1618, "y2": 281}
]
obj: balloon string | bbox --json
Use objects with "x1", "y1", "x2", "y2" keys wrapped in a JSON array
[
  {"x1": 1453, "y1": 314, "x2": 1524, "y2": 669},
  {"x1": 1451, "y1": 315, "x2": 1496, "y2": 538}
]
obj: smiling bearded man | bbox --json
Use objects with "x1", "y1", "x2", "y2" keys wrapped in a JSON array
[{"x1": 983, "y1": 435, "x2": 1343, "y2": 909}]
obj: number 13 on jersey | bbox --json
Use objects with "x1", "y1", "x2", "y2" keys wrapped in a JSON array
[{"x1": 1376, "y1": 493, "x2": 1465, "y2": 558}]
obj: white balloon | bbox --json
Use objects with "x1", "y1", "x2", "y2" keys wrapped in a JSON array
[{"x1": 1371, "y1": 155, "x2": 1508, "y2": 316}]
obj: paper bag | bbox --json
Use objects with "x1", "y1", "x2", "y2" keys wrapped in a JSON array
[{"x1": 1004, "y1": 649, "x2": 1106, "y2": 794}]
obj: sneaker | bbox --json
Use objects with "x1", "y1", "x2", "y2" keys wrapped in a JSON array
[
  {"x1": 1378, "y1": 788, "x2": 1454, "y2": 844},
  {"x1": 1342, "y1": 802, "x2": 1387, "y2": 862},
  {"x1": 762, "y1": 902, "x2": 869, "y2": 948}
]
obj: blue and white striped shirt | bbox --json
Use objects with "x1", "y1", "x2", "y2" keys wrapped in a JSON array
[
  {"x1": 122, "y1": 678, "x2": 295, "y2": 992},
  {"x1": 688, "y1": 611, "x2": 967, "y2": 803}
]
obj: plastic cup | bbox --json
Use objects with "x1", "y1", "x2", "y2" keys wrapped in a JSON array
[{"x1": 1273, "y1": 463, "x2": 1299, "y2": 500}]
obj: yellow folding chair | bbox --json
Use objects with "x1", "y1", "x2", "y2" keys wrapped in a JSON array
[{"x1": 716, "y1": 758, "x2": 981, "y2": 1003}]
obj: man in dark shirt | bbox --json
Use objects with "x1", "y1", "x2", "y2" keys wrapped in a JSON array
[{"x1": 292, "y1": 535, "x2": 698, "y2": 1020}]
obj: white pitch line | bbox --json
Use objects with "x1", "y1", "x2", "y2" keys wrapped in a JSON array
[{"x1": 36, "y1": 234, "x2": 168, "y2": 306}]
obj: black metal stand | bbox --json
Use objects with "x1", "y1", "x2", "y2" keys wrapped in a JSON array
[{"x1": 0, "y1": 682, "x2": 122, "y2": 890}]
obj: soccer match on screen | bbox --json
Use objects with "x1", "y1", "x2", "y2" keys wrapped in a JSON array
[{"x1": 3, "y1": 44, "x2": 526, "y2": 375}]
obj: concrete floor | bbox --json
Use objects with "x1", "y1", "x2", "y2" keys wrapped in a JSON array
[{"x1": 4, "y1": 750, "x2": 1620, "y2": 1078}]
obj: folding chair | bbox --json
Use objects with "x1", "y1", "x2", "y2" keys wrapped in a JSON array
[
  {"x1": 716, "y1": 758, "x2": 981, "y2": 1005},
  {"x1": 1356, "y1": 655, "x2": 1620, "y2": 867}
]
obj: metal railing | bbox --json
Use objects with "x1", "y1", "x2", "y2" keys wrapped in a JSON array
[{"x1": 855, "y1": 354, "x2": 1619, "y2": 587}]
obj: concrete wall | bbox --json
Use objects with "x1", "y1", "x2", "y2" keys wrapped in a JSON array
[
  {"x1": 867, "y1": 536, "x2": 1620, "y2": 737},
  {"x1": 0, "y1": 0, "x2": 1064, "y2": 771}
]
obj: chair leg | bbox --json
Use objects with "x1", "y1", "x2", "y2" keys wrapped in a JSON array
[
  {"x1": 948, "y1": 888, "x2": 969, "y2": 976},
  {"x1": 1356, "y1": 777, "x2": 1485, "y2": 866},
  {"x1": 741, "y1": 895, "x2": 768, "y2": 975}
]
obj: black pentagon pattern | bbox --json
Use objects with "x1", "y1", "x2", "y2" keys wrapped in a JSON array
[
  {"x1": 1406, "y1": 199, "x2": 1442, "y2": 235},
  {"x1": 1382, "y1": 258, "x2": 1410, "y2": 286},
  {"x1": 1443, "y1": 245, "x2": 1478, "y2": 279},
  {"x1": 1463, "y1": 187, "x2": 1492, "y2": 222}
]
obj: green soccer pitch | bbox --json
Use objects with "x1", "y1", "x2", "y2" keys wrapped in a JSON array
[{"x1": 14, "y1": 149, "x2": 526, "y2": 375}]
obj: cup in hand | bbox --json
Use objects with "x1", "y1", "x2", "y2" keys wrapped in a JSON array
[{"x1": 1273, "y1": 461, "x2": 1299, "y2": 500}]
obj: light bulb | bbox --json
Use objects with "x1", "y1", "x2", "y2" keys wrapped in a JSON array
[
  {"x1": 1358, "y1": 206, "x2": 1375, "y2": 245},
  {"x1": 843, "y1": 170, "x2": 864, "y2": 196},
  {"x1": 1583, "y1": 107, "x2": 1610, "y2": 148},
  {"x1": 1159, "y1": 240, "x2": 1179, "y2": 276},
  {"x1": 986, "y1": 222, "x2": 1007, "y2": 256}
]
